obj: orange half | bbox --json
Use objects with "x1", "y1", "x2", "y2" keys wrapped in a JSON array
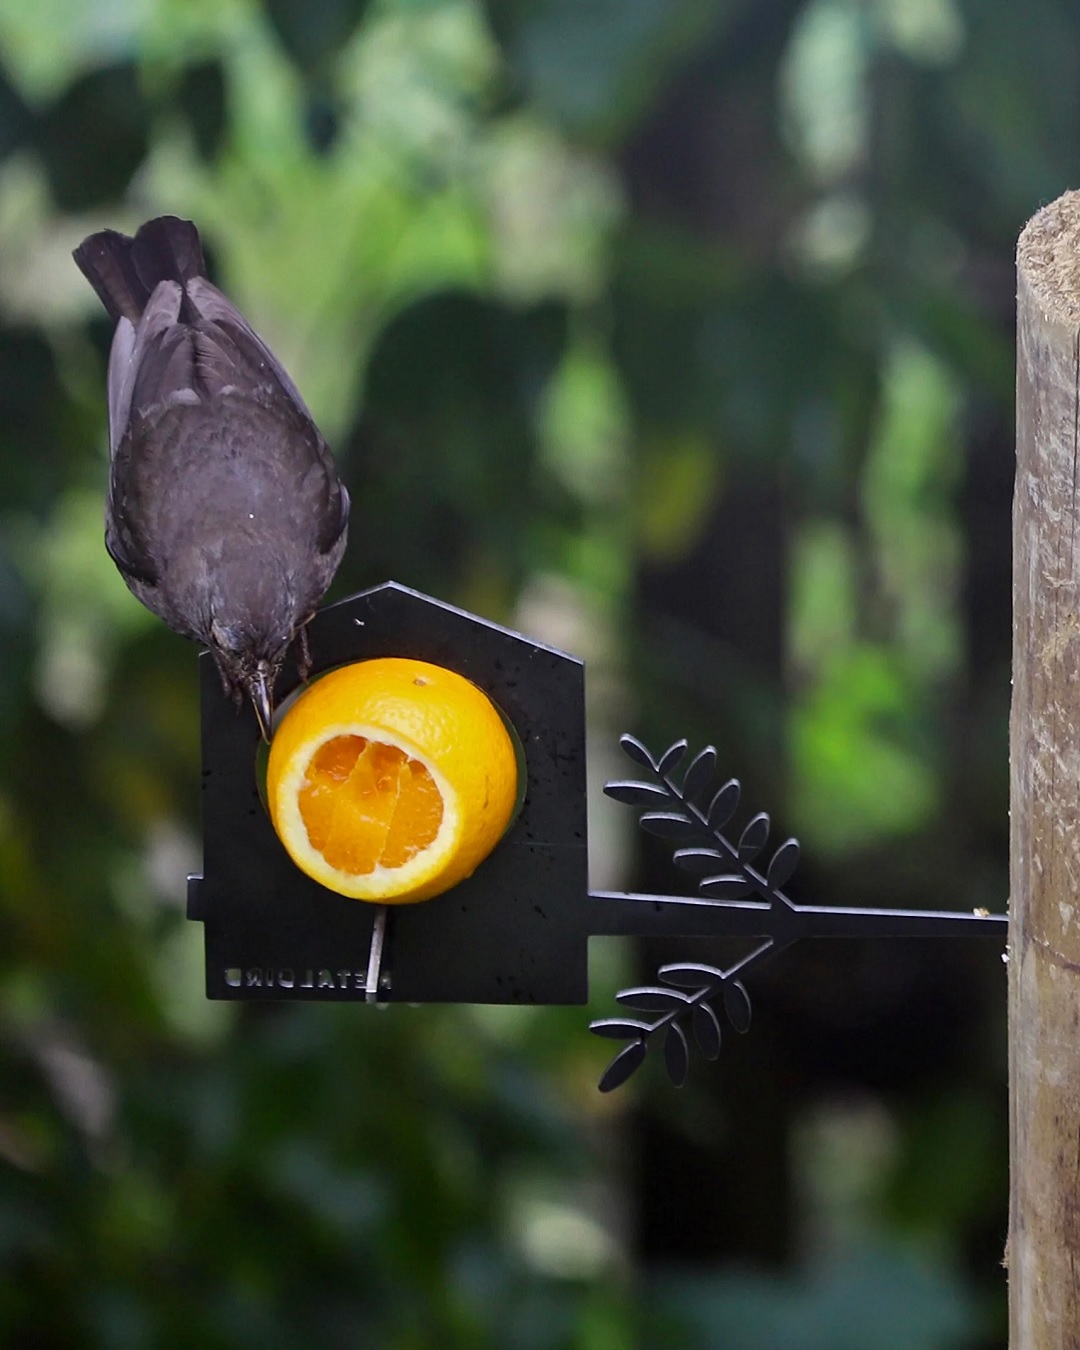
[{"x1": 266, "y1": 658, "x2": 519, "y2": 903}]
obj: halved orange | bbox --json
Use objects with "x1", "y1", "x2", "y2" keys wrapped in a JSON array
[{"x1": 266, "y1": 658, "x2": 519, "y2": 903}]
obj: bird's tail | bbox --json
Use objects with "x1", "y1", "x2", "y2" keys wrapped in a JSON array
[{"x1": 73, "y1": 216, "x2": 207, "y2": 324}]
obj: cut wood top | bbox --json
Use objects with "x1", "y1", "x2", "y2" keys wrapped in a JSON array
[{"x1": 1018, "y1": 189, "x2": 1080, "y2": 323}]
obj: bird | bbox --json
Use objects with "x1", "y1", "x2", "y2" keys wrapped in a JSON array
[{"x1": 73, "y1": 215, "x2": 349, "y2": 740}]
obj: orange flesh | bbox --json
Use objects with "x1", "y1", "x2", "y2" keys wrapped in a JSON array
[{"x1": 297, "y1": 735, "x2": 444, "y2": 875}]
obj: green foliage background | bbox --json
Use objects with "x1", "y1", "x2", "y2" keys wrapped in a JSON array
[{"x1": 0, "y1": 0, "x2": 1036, "y2": 1344}]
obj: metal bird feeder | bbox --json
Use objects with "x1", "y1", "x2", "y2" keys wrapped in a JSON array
[{"x1": 187, "y1": 581, "x2": 1007, "y2": 1091}]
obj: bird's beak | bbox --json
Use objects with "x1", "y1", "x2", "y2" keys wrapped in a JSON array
[{"x1": 251, "y1": 667, "x2": 274, "y2": 743}]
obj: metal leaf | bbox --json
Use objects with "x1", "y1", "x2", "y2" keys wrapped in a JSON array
[
  {"x1": 738, "y1": 812, "x2": 770, "y2": 861},
  {"x1": 616, "y1": 986, "x2": 692, "y2": 1011},
  {"x1": 659, "y1": 962, "x2": 725, "y2": 988},
  {"x1": 618, "y1": 734, "x2": 656, "y2": 770},
  {"x1": 673, "y1": 848, "x2": 726, "y2": 876},
  {"x1": 681, "y1": 746, "x2": 717, "y2": 805},
  {"x1": 639, "y1": 811, "x2": 700, "y2": 840},
  {"x1": 723, "y1": 979, "x2": 752, "y2": 1033},
  {"x1": 589, "y1": 1017, "x2": 653, "y2": 1040},
  {"x1": 692, "y1": 1002, "x2": 722, "y2": 1060},
  {"x1": 766, "y1": 837, "x2": 800, "y2": 890},
  {"x1": 598, "y1": 1039, "x2": 647, "y2": 1093},
  {"x1": 657, "y1": 739, "x2": 689, "y2": 777},
  {"x1": 664, "y1": 1021, "x2": 689, "y2": 1087},
  {"x1": 707, "y1": 779, "x2": 741, "y2": 830},
  {"x1": 604, "y1": 780, "x2": 671, "y2": 807},
  {"x1": 698, "y1": 874, "x2": 754, "y2": 900}
]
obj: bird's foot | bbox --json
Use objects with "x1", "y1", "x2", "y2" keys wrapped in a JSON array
[
  {"x1": 216, "y1": 663, "x2": 244, "y2": 710},
  {"x1": 296, "y1": 623, "x2": 312, "y2": 683}
]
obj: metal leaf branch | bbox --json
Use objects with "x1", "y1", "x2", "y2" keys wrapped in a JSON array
[{"x1": 588, "y1": 734, "x2": 1008, "y2": 1093}]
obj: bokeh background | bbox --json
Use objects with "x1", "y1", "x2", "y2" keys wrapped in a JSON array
[{"x1": 0, "y1": 0, "x2": 1040, "y2": 1344}]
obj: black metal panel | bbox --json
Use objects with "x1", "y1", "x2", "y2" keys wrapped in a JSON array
[{"x1": 189, "y1": 582, "x2": 590, "y2": 1004}]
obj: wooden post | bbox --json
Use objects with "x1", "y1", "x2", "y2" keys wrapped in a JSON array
[{"x1": 1012, "y1": 190, "x2": 1080, "y2": 1347}]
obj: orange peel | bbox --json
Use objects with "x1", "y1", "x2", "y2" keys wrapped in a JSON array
[{"x1": 266, "y1": 658, "x2": 518, "y2": 903}]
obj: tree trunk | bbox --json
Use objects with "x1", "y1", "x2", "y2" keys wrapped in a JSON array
[{"x1": 1011, "y1": 189, "x2": 1080, "y2": 1347}]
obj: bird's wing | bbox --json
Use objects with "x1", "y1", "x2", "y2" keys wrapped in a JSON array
[
  {"x1": 322, "y1": 479, "x2": 350, "y2": 559},
  {"x1": 104, "y1": 501, "x2": 158, "y2": 587},
  {"x1": 185, "y1": 277, "x2": 351, "y2": 557},
  {"x1": 105, "y1": 415, "x2": 161, "y2": 588},
  {"x1": 106, "y1": 316, "x2": 137, "y2": 455},
  {"x1": 184, "y1": 277, "x2": 314, "y2": 416},
  {"x1": 107, "y1": 279, "x2": 190, "y2": 457},
  {"x1": 105, "y1": 280, "x2": 199, "y2": 587}
]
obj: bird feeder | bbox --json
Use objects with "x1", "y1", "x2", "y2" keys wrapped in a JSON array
[{"x1": 187, "y1": 581, "x2": 1006, "y2": 1090}]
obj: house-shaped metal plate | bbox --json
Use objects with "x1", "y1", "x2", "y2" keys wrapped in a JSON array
[{"x1": 187, "y1": 582, "x2": 590, "y2": 1004}]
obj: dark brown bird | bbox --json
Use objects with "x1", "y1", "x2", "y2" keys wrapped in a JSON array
[{"x1": 73, "y1": 215, "x2": 349, "y2": 739}]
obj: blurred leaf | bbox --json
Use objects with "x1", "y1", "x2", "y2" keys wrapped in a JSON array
[
  {"x1": 0, "y1": 329, "x2": 66, "y2": 515},
  {"x1": 635, "y1": 429, "x2": 722, "y2": 563},
  {"x1": 649, "y1": 1242, "x2": 977, "y2": 1349},
  {"x1": 175, "y1": 59, "x2": 227, "y2": 161},
  {"x1": 262, "y1": 0, "x2": 371, "y2": 73},
  {"x1": 484, "y1": 0, "x2": 738, "y2": 142},
  {"x1": 0, "y1": 60, "x2": 32, "y2": 162},
  {"x1": 303, "y1": 84, "x2": 341, "y2": 154},
  {"x1": 791, "y1": 644, "x2": 939, "y2": 854},
  {"x1": 883, "y1": 1090, "x2": 1004, "y2": 1243},
  {"x1": 352, "y1": 291, "x2": 567, "y2": 598},
  {"x1": 35, "y1": 62, "x2": 150, "y2": 209}
]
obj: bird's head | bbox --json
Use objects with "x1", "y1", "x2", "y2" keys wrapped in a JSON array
[{"x1": 209, "y1": 617, "x2": 291, "y2": 741}]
